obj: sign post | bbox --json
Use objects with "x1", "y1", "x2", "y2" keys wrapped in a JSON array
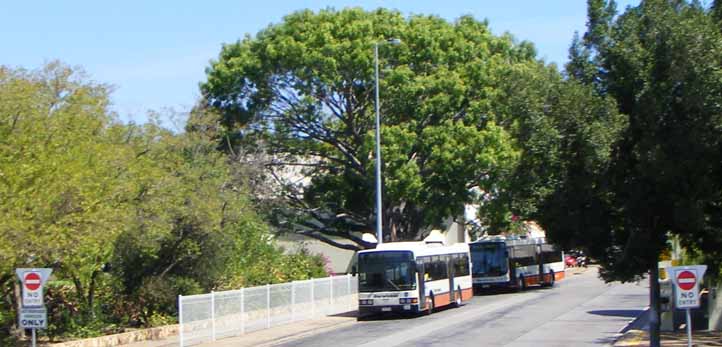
[
  {"x1": 667, "y1": 265, "x2": 707, "y2": 347},
  {"x1": 15, "y1": 268, "x2": 52, "y2": 347}
]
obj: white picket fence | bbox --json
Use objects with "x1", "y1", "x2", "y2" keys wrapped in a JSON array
[{"x1": 178, "y1": 274, "x2": 358, "y2": 346}]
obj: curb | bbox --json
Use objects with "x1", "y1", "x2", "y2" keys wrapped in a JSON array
[
  {"x1": 254, "y1": 318, "x2": 357, "y2": 347},
  {"x1": 613, "y1": 329, "x2": 647, "y2": 347},
  {"x1": 613, "y1": 308, "x2": 650, "y2": 346}
]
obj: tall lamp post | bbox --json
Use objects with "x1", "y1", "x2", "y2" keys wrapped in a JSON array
[{"x1": 374, "y1": 38, "x2": 401, "y2": 245}]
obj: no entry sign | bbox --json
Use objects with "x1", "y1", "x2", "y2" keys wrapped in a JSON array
[
  {"x1": 667, "y1": 265, "x2": 707, "y2": 309},
  {"x1": 24, "y1": 272, "x2": 42, "y2": 291},
  {"x1": 676, "y1": 270, "x2": 696, "y2": 291},
  {"x1": 15, "y1": 268, "x2": 52, "y2": 308},
  {"x1": 15, "y1": 269, "x2": 53, "y2": 347}
]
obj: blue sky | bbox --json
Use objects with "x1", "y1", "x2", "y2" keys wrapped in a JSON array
[{"x1": 2, "y1": 1, "x2": 639, "y2": 125}]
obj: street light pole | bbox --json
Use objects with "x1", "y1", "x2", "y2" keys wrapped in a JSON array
[
  {"x1": 373, "y1": 38, "x2": 400, "y2": 246},
  {"x1": 374, "y1": 42, "x2": 383, "y2": 245}
]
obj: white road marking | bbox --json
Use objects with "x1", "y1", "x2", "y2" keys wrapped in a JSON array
[{"x1": 357, "y1": 292, "x2": 545, "y2": 347}]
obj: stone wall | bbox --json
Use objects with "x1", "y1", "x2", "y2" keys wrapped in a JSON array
[{"x1": 48, "y1": 324, "x2": 178, "y2": 347}]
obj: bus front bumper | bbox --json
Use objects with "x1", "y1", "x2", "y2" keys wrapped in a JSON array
[
  {"x1": 473, "y1": 282, "x2": 513, "y2": 290},
  {"x1": 358, "y1": 304, "x2": 422, "y2": 315}
]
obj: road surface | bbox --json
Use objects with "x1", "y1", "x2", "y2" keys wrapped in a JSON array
[{"x1": 273, "y1": 268, "x2": 648, "y2": 347}]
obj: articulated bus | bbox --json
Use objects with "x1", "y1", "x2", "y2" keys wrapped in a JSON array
[
  {"x1": 356, "y1": 241, "x2": 473, "y2": 316},
  {"x1": 469, "y1": 236, "x2": 564, "y2": 291}
]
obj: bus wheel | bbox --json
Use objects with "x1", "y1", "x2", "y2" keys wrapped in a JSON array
[
  {"x1": 453, "y1": 287, "x2": 462, "y2": 307},
  {"x1": 426, "y1": 295, "x2": 435, "y2": 315},
  {"x1": 548, "y1": 270, "x2": 555, "y2": 287},
  {"x1": 517, "y1": 275, "x2": 526, "y2": 291}
]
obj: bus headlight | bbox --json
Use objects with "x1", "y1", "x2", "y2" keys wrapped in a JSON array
[
  {"x1": 359, "y1": 299, "x2": 373, "y2": 305},
  {"x1": 399, "y1": 298, "x2": 418, "y2": 304}
]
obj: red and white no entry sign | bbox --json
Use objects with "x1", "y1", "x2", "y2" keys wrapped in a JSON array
[
  {"x1": 676, "y1": 270, "x2": 696, "y2": 291},
  {"x1": 24, "y1": 272, "x2": 41, "y2": 291}
]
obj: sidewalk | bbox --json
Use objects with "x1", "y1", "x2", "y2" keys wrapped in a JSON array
[
  {"x1": 613, "y1": 310, "x2": 722, "y2": 346},
  {"x1": 118, "y1": 314, "x2": 356, "y2": 347},
  {"x1": 614, "y1": 329, "x2": 722, "y2": 346}
]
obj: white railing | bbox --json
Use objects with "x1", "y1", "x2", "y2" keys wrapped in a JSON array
[{"x1": 178, "y1": 274, "x2": 358, "y2": 346}]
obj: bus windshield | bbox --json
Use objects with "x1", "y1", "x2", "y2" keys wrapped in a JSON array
[
  {"x1": 358, "y1": 251, "x2": 415, "y2": 292},
  {"x1": 470, "y1": 242, "x2": 508, "y2": 277}
]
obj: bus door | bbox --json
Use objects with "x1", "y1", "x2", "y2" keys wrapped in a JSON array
[
  {"x1": 416, "y1": 259, "x2": 427, "y2": 309},
  {"x1": 448, "y1": 255, "x2": 456, "y2": 302},
  {"x1": 537, "y1": 244, "x2": 544, "y2": 283},
  {"x1": 508, "y1": 245, "x2": 517, "y2": 283}
]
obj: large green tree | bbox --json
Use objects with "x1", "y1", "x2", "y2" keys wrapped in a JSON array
[
  {"x1": 0, "y1": 62, "x2": 135, "y2": 315},
  {"x1": 201, "y1": 8, "x2": 584, "y2": 247},
  {"x1": 551, "y1": 1, "x2": 722, "y2": 345},
  {"x1": 0, "y1": 63, "x2": 329, "y2": 342}
]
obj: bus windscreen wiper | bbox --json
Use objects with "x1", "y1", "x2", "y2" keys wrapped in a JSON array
[{"x1": 386, "y1": 278, "x2": 400, "y2": 290}]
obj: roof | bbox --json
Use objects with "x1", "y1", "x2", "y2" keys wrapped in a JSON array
[
  {"x1": 470, "y1": 235, "x2": 547, "y2": 247},
  {"x1": 358, "y1": 241, "x2": 469, "y2": 258}
]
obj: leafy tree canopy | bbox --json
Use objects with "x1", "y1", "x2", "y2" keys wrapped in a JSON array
[
  {"x1": 558, "y1": 3, "x2": 722, "y2": 345},
  {"x1": 0, "y1": 63, "x2": 329, "y2": 342},
  {"x1": 200, "y1": 8, "x2": 575, "y2": 247},
  {"x1": 557, "y1": 0, "x2": 722, "y2": 282}
]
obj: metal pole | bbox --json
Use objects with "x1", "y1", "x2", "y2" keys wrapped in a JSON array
[
  {"x1": 686, "y1": 308, "x2": 692, "y2": 347},
  {"x1": 178, "y1": 295, "x2": 184, "y2": 347},
  {"x1": 374, "y1": 42, "x2": 383, "y2": 245},
  {"x1": 347, "y1": 274, "x2": 352, "y2": 310},
  {"x1": 329, "y1": 276, "x2": 334, "y2": 314},
  {"x1": 32, "y1": 328, "x2": 36, "y2": 347},
  {"x1": 291, "y1": 281, "x2": 296, "y2": 322},
  {"x1": 266, "y1": 284, "x2": 271, "y2": 329},
  {"x1": 211, "y1": 291, "x2": 216, "y2": 341},
  {"x1": 240, "y1": 288, "x2": 245, "y2": 335},
  {"x1": 311, "y1": 279, "x2": 315, "y2": 318}
]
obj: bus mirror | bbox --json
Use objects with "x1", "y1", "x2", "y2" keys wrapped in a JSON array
[{"x1": 351, "y1": 266, "x2": 357, "y2": 276}]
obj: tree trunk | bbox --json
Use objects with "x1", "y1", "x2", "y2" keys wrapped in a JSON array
[
  {"x1": 13, "y1": 281, "x2": 24, "y2": 340},
  {"x1": 649, "y1": 260, "x2": 661, "y2": 347},
  {"x1": 390, "y1": 221, "x2": 398, "y2": 242},
  {"x1": 88, "y1": 270, "x2": 99, "y2": 318},
  {"x1": 71, "y1": 274, "x2": 85, "y2": 308}
]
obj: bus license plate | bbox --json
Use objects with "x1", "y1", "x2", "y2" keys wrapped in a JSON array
[{"x1": 381, "y1": 307, "x2": 391, "y2": 312}]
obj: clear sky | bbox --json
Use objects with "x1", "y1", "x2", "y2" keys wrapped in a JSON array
[{"x1": 2, "y1": 1, "x2": 640, "y2": 125}]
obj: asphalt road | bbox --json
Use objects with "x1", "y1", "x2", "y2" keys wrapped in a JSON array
[{"x1": 273, "y1": 268, "x2": 649, "y2": 347}]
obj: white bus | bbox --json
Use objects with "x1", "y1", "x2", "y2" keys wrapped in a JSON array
[
  {"x1": 356, "y1": 241, "x2": 472, "y2": 316},
  {"x1": 469, "y1": 236, "x2": 564, "y2": 291}
]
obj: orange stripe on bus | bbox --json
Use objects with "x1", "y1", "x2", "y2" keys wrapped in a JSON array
[
  {"x1": 461, "y1": 288, "x2": 473, "y2": 301},
  {"x1": 433, "y1": 292, "x2": 450, "y2": 307}
]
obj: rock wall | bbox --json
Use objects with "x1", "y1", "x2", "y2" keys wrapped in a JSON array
[{"x1": 48, "y1": 324, "x2": 178, "y2": 347}]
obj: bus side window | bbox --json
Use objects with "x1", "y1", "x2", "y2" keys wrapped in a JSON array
[
  {"x1": 455, "y1": 253, "x2": 470, "y2": 276},
  {"x1": 438, "y1": 255, "x2": 448, "y2": 280},
  {"x1": 422, "y1": 257, "x2": 432, "y2": 281}
]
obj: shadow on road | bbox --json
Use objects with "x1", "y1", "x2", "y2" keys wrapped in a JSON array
[
  {"x1": 356, "y1": 312, "x2": 421, "y2": 321},
  {"x1": 587, "y1": 309, "x2": 645, "y2": 318},
  {"x1": 474, "y1": 284, "x2": 554, "y2": 296},
  {"x1": 329, "y1": 310, "x2": 359, "y2": 318},
  {"x1": 473, "y1": 288, "x2": 514, "y2": 296},
  {"x1": 592, "y1": 335, "x2": 620, "y2": 345},
  {"x1": 356, "y1": 304, "x2": 459, "y2": 321}
]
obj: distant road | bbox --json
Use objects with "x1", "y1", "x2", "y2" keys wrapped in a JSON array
[{"x1": 274, "y1": 268, "x2": 648, "y2": 347}]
